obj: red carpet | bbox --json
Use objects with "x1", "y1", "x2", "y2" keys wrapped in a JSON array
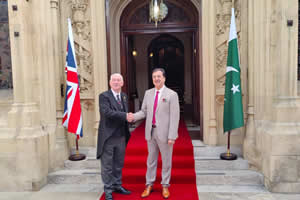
[{"x1": 100, "y1": 120, "x2": 199, "y2": 200}]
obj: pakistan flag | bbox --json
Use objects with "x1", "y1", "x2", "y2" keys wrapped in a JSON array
[{"x1": 223, "y1": 8, "x2": 244, "y2": 133}]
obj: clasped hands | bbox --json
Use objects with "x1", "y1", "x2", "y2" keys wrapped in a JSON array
[{"x1": 126, "y1": 112, "x2": 134, "y2": 122}]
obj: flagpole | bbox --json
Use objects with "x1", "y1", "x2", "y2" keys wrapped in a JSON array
[
  {"x1": 220, "y1": 3, "x2": 239, "y2": 161},
  {"x1": 220, "y1": 131, "x2": 237, "y2": 160},
  {"x1": 64, "y1": 18, "x2": 86, "y2": 161},
  {"x1": 227, "y1": 131, "x2": 230, "y2": 155},
  {"x1": 69, "y1": 136, "x2": 86, "y2": 161}
]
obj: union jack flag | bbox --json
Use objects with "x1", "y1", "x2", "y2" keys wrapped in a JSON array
[{"x1": 62, "y1": 18, "x2": 83, "y2": 139}]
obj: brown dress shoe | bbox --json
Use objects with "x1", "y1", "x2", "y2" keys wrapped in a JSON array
[
  {"x1": 141, "y1": 185, "x2": 153, "y2": 198},
  {"x1": 162, "y1": 187, "x2": 170, "y2": 199}
]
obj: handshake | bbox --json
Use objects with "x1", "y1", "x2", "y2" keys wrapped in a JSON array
[{"x1": 126, "y1": 112, "x2": 134, "y2": 123}]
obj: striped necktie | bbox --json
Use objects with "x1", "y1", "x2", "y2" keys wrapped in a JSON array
[{"x1": 116, "y1": 94, "x2": 123, "y2": 109}]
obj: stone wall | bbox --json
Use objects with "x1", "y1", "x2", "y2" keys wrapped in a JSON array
[
  {"x1": 0, "y1": 0, "x2": 68, "y2": 191},
  {"x1": 243, "y1": 0, "x2": 300, "y2": 193},
  {"x1": 0, "y1": 0, "x2": 12, "y2": 89}
]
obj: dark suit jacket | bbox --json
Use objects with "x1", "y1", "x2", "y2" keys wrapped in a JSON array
[{"x1": 96, "y1": 90, "x2": 130, "y2": 159}]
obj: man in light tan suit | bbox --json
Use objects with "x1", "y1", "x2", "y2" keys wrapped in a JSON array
[{"x1": 130, "y1": 68, "x2": 180, "y2": 199}]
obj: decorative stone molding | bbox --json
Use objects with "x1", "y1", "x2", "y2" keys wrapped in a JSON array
[
  {"x1": 216, "y1": 0, "x2": 232, "y2": 36},
  {"x1": 72, "y1": 0, "x2": 88, "y2": 35},
  {"x1": 71, "y1": 0, "x2": 93, "y2": 99},
  {"x1": 216, "y1": 0, "x2": 241, "y2": 94},
  {"x1": 58, "y1": 0, "x2": 96, "y2": 147}
]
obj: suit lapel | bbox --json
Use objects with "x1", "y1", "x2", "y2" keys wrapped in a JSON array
[
  {"x1": 156, "y1": 87, "x2": 167, "y2": 112},
  {"x1": 121, "y1": 92, "x2": 128, "y2": 112},
  {"x1": 108, "y1": 90, "x2": 120, "y2": 110},
  {"x1": 149, "y1": 88, "x2": 156, "y2": 115}
]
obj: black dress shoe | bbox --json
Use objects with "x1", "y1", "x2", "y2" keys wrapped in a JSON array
[
  {"x1": 105, "y1": 192, "x2": 113, "y2": 200},
  {"x1": 113, "y1": 186, "x2": 131, "y2": 195}
]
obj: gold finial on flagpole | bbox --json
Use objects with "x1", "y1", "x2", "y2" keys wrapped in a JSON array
[{"x1": 232, "y1": 0, "x2": 235, "y2": 8}]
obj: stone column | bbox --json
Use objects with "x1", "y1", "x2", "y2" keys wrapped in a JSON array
[
  {"x1": 90, "y1": 0, "x2": 108, "y2": 146},
  {"x1": 37, "y1": 0, "x2": 60, "y2": 173},
  {"x1": 50, "y1": 0, "x2": 69, "y2": 170},
  {"x1": 250, "y1": 0, "x2": 300, "y2": 193},
  {"x1": 4, "y1": 0, "x2": 51, "y2": 191},
  {"x1": 202, "y1": 0, "x2": 218, "y2": 145},
  {"x1": 243, "y1": 0, "x2": 261, "y2": 170}
]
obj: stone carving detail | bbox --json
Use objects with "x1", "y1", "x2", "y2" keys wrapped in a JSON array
[
  {"x1": 71, "y1": 0, "x2": 93, "y2": 98},
  {"x1": 216, "y1": 44, "x2": 227, "y2": 88},
  {"x1": 216, "y1": 0, "x2": 232, "y2": 35},
  {"x1": 216, "y1": 0, "x2": 241, "y2": 93}
]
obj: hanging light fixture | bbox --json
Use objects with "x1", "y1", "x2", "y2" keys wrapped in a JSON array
[
  {"x1": 149, "y1": 0, "x2": 168, "y2": 27},
  {"x1": 132, "y1": 49, "x2": 137, "y2": 57}
]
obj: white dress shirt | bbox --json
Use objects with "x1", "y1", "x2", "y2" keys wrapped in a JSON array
[
  {"x1": 111, "y1": 89, "x2": 121, "y2": 101},
  {"x1": 154, "y1": 85, "x2": 165, "y2": 106}
]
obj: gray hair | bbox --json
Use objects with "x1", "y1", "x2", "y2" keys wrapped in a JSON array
[{"x1": 110, "y1": 73, "x2": 123, "y2": 81}]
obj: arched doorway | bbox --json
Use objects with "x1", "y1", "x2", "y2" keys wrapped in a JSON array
[
  {"x1": 148, "y1": 34, "x2": 185, "y2": 112},
  {"x1": 114, "y1": 0, "x2": 202, "y2": 139}
]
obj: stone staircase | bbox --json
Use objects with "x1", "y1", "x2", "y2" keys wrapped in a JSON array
[
  {"x1": 192, "y1": 140, "x2": 268, "y2": 195},
  {"x1": 41, "y1": 142, "x2": 268, "y2": 196},
  {"x1": 41, "y1": 147, "x2": 103, "y2": 192}
]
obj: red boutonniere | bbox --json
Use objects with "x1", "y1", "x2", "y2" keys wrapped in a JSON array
[{"x1": 162, "y1": 98, "x2": 167, "y2": 102}]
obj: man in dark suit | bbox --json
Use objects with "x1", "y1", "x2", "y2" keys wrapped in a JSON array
[{"x1": 96, "y1": 73, "x2": 131, "y2": 200}]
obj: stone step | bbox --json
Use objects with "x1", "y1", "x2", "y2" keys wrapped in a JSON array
[
  {"x1": 40, "y1": 184, "x2": 103, "y2": 192},
  {"x1": 197, "y1": 185, "x2": 269, "y2": 193},
  {"x1": 41, "y1": 184, "x2": 268, "y2": 194},
  {"x1": 193, "y1": 145, "x2": 242, "y2": 157},
  {"x1": 64, "y1": 159, "x2": 100, "y2": 170},
  {"x1": 187, "y1": 126, "x2": 201, "y2": 132},
  {"x1": 70, "y1": 144, "x2": 243, "y2": 158},
  {"x1": 70, "y1": 147, "x2": 96, "y2": 158},
  {"x1": 45, "y1": 144, "x2": 267, "y2": 194},
  {"x1": 48, "y1": 169, "x2": 263, "y2": 187},
  {"x1": 48, "y1": 168, "x2": 195, "y2": 185},
  {"x1": 192, "y1": 140, "x2": 206, "y2": 147},
  {"x1": 65, "y1": 155, "x2": 194, "y2": 170},
  {"x1": 64, "y1": 156, "x2": 249, "y2": 171},
  {"x1": 196, "y1": 170, "x2": 264, "y2": 186},
  {"x1": 47, "y1": 169, "x2": 101, "y2": 185},
  {"x1": 195, "y1": 157, "x2": 249, "y2": 171}
]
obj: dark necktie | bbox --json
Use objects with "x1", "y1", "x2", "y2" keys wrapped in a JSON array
[
  {"x1": 152, "y1": 91, "x2": 159, "y2": 125},
  {"x1": 116, "y1": 94, "x2": 123, "y2": 109}
]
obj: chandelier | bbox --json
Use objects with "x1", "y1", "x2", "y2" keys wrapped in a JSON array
[{"x1": 149, "y1": 0, "x2": 168, "y2": 27}]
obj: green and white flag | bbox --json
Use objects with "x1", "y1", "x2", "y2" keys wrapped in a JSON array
[{"x1": 223, "y1": 8, "x2": 244, "y2": 133}]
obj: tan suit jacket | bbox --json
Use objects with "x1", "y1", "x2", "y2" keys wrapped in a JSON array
[{"x1": 134, "y1": 86, "x2": 180, "y2": 143}]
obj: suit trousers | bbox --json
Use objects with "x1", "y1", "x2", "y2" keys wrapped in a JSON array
[
  {"x1": 146, "y1": 128, "x2": 173, "y2": 187},
  {"x1": 101, "y1": 135, "x2": 126, "y2": 193}
]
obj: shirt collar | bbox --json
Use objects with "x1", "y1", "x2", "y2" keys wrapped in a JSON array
[
  {"x1": 155, "y1": 85, "x2": 165, "y2": 94},
  {"x1": 111, "y1": 89, "x2": 120, "y2": 98}
]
